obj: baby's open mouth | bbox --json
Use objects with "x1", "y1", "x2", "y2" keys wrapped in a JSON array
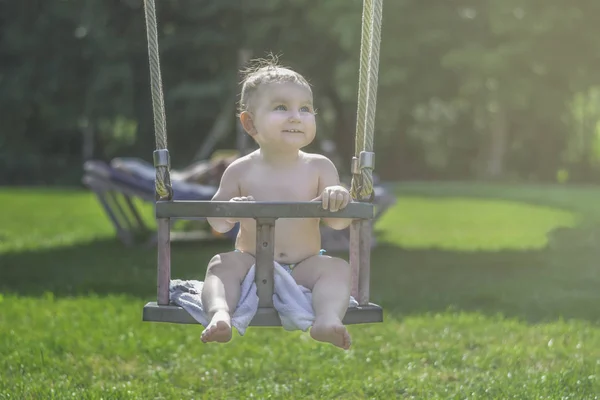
[{"x1": 283, "y1": 129, "x2": 304, "y2": 133}]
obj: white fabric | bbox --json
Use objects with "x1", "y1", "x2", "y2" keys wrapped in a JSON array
[{"x1": 169, "y1": 262, "x2": 358, "y2": 335}]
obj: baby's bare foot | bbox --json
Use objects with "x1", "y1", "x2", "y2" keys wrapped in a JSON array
[
  {"x1": 310, "y1": 319, "x2": 352, "y2": 350},
  {"x1": 201, "y1": 311, "x2": 232, "y2": 343}
]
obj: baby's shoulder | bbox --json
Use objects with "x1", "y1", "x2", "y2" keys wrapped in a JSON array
[
  {"x1": 225, "y1": 152, "x2": 257, "y2": 172},
  {"x1": 219, "y1": 153, "x2": 257, "y2": 183},
  {"x1": 301, "y1": 152, "x2": 336, "y2": 170}
]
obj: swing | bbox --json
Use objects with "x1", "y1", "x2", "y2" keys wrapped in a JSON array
[{"x1": 141, "y1": 0, "x2": 385, "y2": 326}]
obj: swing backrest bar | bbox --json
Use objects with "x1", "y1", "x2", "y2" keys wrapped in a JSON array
[{"x1": 155, "y1": 201, "x2": 373, "y2": 219}]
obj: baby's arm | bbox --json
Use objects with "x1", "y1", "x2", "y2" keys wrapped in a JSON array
[
  {"x1": 207, "y1": 161, "x2": 243, "y2": 233},
  {"x1": 314, "y1": 155, "x2": 353, "y2": 230}
]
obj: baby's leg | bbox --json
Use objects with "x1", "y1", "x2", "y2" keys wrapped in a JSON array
[
  {"x1": 200, "y1": 250, "x2": 255, "y2": 343},
  {"x1": 292, "y1": 255, "x2": 352, "y2": 350}
]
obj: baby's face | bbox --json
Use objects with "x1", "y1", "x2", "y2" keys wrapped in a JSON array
[{"x1": 249, "y1": 82, "x2": 316, "y2": 150}]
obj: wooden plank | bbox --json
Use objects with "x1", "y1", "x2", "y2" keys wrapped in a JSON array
[
  {"x1": 255, "y1": 219, "x2": 276, "y2": 308},
  {"x1": 157, "y1": 218, "x2": 171, "y2": 305},
  {"x1": 358, "y1": 220, "x2": 372, "y2": 305},
  {"x1": 349, "y1": 221, "x2": 361, "y2": 300},
  {"x1": 142, "y1": 302, "x2": 383, "y2": 326},
  {"x1": 156, "y1": 201, "x2": 373, "y2": 220}
]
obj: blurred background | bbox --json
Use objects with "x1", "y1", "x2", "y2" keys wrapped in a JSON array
[
  {"x1": 3, "y1": 3, "x2": 600, "y2": 397},
  {"x1": 3, "y1": 0, "x2": 600, "y2": 186}
]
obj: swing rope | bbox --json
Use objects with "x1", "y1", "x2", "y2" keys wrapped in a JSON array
[
  {"x1": 143, "y1": 0, "x2": 383, "y2": 202},
  {"x1": 141, "y1": 0, "x2": 385, "y2": 325},
  {"x1": 143, "y1": 0, "x2": 172, "y2": 201},
  {"x1": 350, "y1": 0, "x2": 383, "y2": 202}
]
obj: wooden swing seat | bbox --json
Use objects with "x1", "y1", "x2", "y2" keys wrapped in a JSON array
[{"x1": 146, "y1": 200, "x2": 383, "y2": 326}]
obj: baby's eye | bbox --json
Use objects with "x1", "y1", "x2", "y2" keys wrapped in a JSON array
[
  {"x1": 274, "y1": 104, "x2": 287, "y2": 111},
  {"x1": 300, "y1": 106, "x2": 312, "y2": 113}
]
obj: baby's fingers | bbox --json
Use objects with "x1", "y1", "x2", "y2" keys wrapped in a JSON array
[
  {"x1": 327, "y1": 192, "x2": 341, "y2": 212},
  {"x1": 321, "y1": 191, "x2": 330, "y2": 210}
]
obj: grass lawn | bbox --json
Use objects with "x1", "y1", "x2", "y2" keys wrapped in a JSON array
[{"x1": 1, "y1": 182, "x2": 599, "y2": 399}]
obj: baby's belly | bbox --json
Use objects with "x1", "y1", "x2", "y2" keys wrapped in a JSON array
[{"x1": 235, "y1": 218, "x2": 322, "y2": 264}]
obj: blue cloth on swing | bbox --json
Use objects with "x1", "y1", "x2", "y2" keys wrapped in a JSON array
[{"x1": 169, "y1": 262, "x2": 358, "y2": 335}]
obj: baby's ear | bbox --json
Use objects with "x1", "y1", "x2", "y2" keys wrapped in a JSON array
[{"x1": 240, "y1": 111, "x2": 257, "y2": 136}]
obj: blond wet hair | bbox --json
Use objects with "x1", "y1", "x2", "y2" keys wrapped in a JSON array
[{"x1": 238, "y1": 56, "x2": 312, "y2": 114}]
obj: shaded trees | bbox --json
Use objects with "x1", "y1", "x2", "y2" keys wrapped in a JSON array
[{"x1": 2, "y1": 0, "x2": 600, "y2": 184}]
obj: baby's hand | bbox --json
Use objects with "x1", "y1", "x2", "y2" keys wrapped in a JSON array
[
  {"x1": 226, "y1": 196, "x2": 254, "y2": 223},
  {"x1": 313, "y1": 186, "x2": 351, "y2": 212}
]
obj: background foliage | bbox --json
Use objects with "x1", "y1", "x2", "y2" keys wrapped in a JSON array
[{"x1": 2, "y1": 0, "x2": 600, "y2": 184}]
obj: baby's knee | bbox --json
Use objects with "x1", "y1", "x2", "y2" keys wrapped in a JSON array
[
  {"x1": 206, "y1": 251, "x2": 252, "y2": 277},
  {"x1": 328, "y1": 257, "x2": 351, "y2": 279}
]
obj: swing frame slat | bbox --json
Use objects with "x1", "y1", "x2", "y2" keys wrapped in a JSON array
[
  {"x1": 143, "y1": 302, "x2": 383, "y2": 326},
  {"x1": 155, "y1": 200, "x2": 373, "y2": 219},
  {"x1": 255, "y1": 218, "x2": 276, "y2": 309},
  {"x1": 156, "y1": 218, "x2": 171, "y2": 305}
]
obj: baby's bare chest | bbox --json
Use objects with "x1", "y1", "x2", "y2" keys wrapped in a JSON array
[{"x1": 241, "y1": 167, "x2": 319, "y2": 201}]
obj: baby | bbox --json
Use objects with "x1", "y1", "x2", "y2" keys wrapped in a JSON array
[{"x1": 201, "y1": 59, "x2": 353, "y2": 350}]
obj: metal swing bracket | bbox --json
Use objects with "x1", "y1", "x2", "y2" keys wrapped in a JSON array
[
  {"x1": 153, "y1": 149, "x2": 174, "y2": 201},
  {"x1": 351, "y1": 151, "x2": 375, "y2": 175},
  {"x1": 351, "y1": 151, "x2": 376, "y2": 203},
  {"x1": 153, "y1": 149, "x2": 170, "y2": 169}
]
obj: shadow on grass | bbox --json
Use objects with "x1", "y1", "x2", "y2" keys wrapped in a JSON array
[
  {"x1": 1, "y1": 225, "x2": 599, "y2": 325},
  {"x1": 370, "y1": 240, "x2": 600, "y2": 325},
  {"x1": 0, "y1": 238, "x2": 230, "y2": 299}
]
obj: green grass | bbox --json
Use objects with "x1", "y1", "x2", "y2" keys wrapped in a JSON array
[
  {"x1": 1, "y1": 183, "x2": 600, "y2": 399},
  {"x1": 377, "y1": 196, "x2": 577, "y2": 251}
]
